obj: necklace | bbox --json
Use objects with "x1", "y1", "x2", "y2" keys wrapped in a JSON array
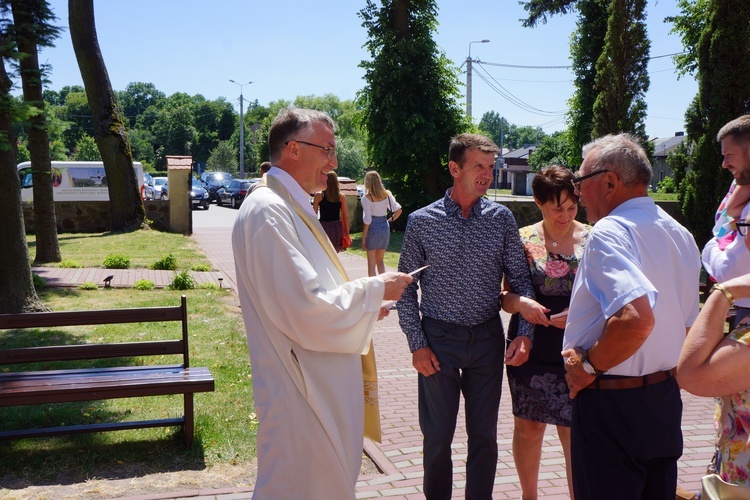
[{"x1": 542, "y1": 222, "x2": 573, "y2": 248}]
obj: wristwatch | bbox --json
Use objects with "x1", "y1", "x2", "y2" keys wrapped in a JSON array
[{"x1": 580, "y1": 349, "x2": 605, "y2": 377}]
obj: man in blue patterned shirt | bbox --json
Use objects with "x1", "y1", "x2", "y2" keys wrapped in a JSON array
[{"x1": 397, "y1": 133, "x2": 536, "y2": 499}]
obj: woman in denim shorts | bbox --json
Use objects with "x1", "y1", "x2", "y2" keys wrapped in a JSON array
[{"x1": 361, "y1": 171, "x2": 402, "y2": 276}]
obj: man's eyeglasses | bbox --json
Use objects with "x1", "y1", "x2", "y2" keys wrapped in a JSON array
[
  {"x1": 737, "y1": 219, "x2": 750, "y2": 236},
  {"x1": 286, "y1": 139, "x2": 337, "y2": 159},
  {"x1": 572, "y1": 169, "x2": 609, "y2": 193}
]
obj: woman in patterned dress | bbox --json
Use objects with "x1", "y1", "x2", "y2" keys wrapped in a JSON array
[
  {"x1": 500, "y1": 166, "x2": 590, "y2": 500},
  {"x1": 678, "y1": 272, "x2": 750, "y2": 490}
]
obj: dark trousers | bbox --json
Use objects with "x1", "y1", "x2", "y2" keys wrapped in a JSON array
[
  {"x1": 571, "y1": 375, "x2": 683, "y2": 500},
  {"x1": 419, "y1": 315, "x2": 505, "y2": 500}
]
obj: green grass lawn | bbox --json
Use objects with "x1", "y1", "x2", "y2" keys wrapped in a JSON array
[
  {"x1": 26, "y1": 230, "x2": 213, "y2": 270},
  {"x1": 1, "y1": 231, "x2": 252, "y2": 485}
]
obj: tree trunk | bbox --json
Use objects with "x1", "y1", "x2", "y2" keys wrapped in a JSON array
[
  {"x1": 0, "y1": 39, "x2": 47, "y2": 313},
  {"x1": 68, "y1": 0, "x2": 144, "y2": 231},
  {"x1": 11, "y1": 0, "x2": 61, "y2": 263}
]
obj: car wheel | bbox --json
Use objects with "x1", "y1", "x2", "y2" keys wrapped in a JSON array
[
  {"x1": 231, "y1": 197, "x2": 237, "y2": 209},
  {"x1": 217, "y1": 197, "x2": 223, "y2": 206},
  {"x1": 161, "y1": 193, "x2": 167, "y2": 200},
  {"x1": 203, "y1": 202, "x2": 209, "y2": 210}
]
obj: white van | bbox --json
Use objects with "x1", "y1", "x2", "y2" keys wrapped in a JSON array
[{"x1": 17, "y1": 161, "x2": 144, "y2": 202}]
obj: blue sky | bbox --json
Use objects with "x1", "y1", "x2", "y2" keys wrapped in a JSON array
[{"x1": 40, "y1": 0, "x2": 696, "y2": 139}]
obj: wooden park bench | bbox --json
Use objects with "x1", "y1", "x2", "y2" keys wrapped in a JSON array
[{"x1": 0, "y1": 295, "x2": 214, "y2": 445}]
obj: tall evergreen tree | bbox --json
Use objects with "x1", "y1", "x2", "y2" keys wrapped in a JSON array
[
  {"x1": 359, "y1": 0, "x2": 468, "y2": 213},
  {"x1": 10, "y1": 0, "x2": 61, "y2": 263},
  {"x1": 591, "y1": 0, "x2": 650, "y2": 141},
  {"x1": 670, "y1": 0, "x2": 750, "y2": 247},
  {"x1": 566, "y1": 0, "x2": 608, "y2": 167}
]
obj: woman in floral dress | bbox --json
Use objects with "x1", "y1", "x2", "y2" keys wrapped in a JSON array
[
  {"x1": 501, "y1": 166, "x2": 590, "y2": 500},
  {"x1": 678, "y1": 272, "x2": 750, "y2": 491}
]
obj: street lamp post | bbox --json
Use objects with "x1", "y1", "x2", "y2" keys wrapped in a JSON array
[
  {"x1": 466, "y1": 39, "x2": 489, "y2": 119},
  {"x1": 229, "y1": 79, "x2": 253, "y2": 178}
]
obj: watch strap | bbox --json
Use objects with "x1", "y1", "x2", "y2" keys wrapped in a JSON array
[{"x1": 581, "y1": 349, "x2": 605, "y2": 377}]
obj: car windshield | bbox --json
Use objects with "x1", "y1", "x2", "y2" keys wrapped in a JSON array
[
  {"x1": 241, "y1": 182, "x2": 251, "y2": 189},
  {"x1": 154, "y1": 178, "x2": 166, "y2": 186},
  {"x1": 210, "y1": 173, "x2": 232, "y2": 183},
  {"x1": 192, "y1": 179, "x2": 202, "y2": 188}
]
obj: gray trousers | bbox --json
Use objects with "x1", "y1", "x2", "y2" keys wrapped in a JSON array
[{"x1": 419, "y1": 314, "x2": 505, "y2": 500}]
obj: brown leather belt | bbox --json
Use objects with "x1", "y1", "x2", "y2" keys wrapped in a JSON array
[{"x1": 587, "y1": 369, "x2": 675, "y2": 390}]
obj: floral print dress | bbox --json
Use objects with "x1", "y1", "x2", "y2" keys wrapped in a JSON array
[
  {"x1": 506, "y1": 224, "x2": 591, "y2": 426},
  {"x1": 715, "y1": 322, "x2": 750, "y2": 485}
]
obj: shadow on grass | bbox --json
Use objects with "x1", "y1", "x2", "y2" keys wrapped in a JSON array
[{"x1": 0, "y1": 433, "x2": 209, "y2": 489}]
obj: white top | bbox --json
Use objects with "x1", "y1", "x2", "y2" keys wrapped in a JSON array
[
  {"x1": 362, "y1": 192, "x2": 401, "y2": 224},
  {"x1": 702, "y1": 203, "x2": 750, "y2": 308},
  {"x1": 563, "y1": 197, "x2": 701, "y2": 376}
]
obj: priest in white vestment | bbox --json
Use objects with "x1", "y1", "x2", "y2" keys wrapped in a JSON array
[{"x1": 232, "y1": 108, "x2": 412, "y2": 499}]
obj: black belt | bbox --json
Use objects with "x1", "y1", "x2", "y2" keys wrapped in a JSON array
[{"x1": 586, "y1": 369, "x2": 675, "y2": 390}]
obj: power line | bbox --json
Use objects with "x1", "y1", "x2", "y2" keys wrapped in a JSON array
[{"x1": 473, "y1": 63, "x2": 567, "y2": 117}]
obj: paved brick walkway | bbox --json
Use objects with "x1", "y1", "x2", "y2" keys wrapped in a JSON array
[{"x1": 121, "y1": 228, "x2": 714, "y2": 499}]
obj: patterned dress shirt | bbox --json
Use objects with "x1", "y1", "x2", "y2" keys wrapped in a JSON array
[{"x1": 397, "y1": 189, "x2": 536, "y2": 352}]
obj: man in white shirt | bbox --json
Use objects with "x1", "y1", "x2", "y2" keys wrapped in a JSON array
[
  {"x1": 562, "y1": 133, "x2": 700, "y2": 499},
  {"x1": 702, "y1": 115, "x2": 750, "y2": 325},
  {"x1": 232, "y1": 108, "x2": 412, "y2": 499}
]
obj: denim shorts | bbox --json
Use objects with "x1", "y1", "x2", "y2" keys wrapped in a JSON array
[{"x1": 367, "y1": 216, "x2": 390, "y2": 249}]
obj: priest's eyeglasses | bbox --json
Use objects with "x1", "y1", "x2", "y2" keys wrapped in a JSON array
[
  {"x1": 737, "y1": 219, "x2": 750, "y2": 236},
  {"x1": 286, "y1": 139, "x2": 337, "y2": 158}
]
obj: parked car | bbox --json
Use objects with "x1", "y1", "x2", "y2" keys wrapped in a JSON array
[
  {"x1": 190, "y1": 179, "x2": 210, "y2": 210},
  {"x1": 142, "y1": 172, "x2": 153, "y2": 199},
  {"x1": 145, "y1": 176, "x2": 167, "y2": 200},
  {"x1": 160, "y1": 179, "x2": 209, "y2": 210},
  {"x1": 217, "y1": 179, "x2": 259, "y2": 209},
  {"x1": 201, "y1": 172, "x2": 234, "y2": 202}
]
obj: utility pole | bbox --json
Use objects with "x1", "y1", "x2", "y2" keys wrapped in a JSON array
[
  {"x1": 229, "y1": 79, "x2": 253, "y2": 178},
  {"x1": 466, "y1": 40, "x2": 489, "y2": 119}
]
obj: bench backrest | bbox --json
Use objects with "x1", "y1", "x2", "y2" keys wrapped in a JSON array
[{"x1": 0, "y1": 295, "x2": 190, "y2": 367}]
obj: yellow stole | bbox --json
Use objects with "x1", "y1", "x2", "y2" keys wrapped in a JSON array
[{"x1": 258, "y1": 175, "x2": 382, "y2": 443}]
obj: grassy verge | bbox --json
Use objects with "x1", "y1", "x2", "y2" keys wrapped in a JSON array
[
  {"x1": 27, "y1": 230, "x2": 213, "y2": 270},
  {"x1": 1, "y1": 249, "x2": 253, "y2": 485}
]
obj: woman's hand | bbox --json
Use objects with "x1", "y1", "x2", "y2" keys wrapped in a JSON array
[
  {"x1": 548, "y1": 309, "x2": 569, "y2": 329},
  {"x1": 517, "y1": 296, "x2": 550, "y2": 326}
]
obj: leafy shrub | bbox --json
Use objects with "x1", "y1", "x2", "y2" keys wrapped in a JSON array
[
  {"x1": 657, "y1": 176, "x2": 676, "y2": 194},
  {"x1": 78, "y1": 281, "x2": 98, "y2": 290},
  {"x1": 198, "y1": 282, "x2": 220, "y2": 290},
  {"x1": 59, "y1": 260, "x2": 82, "y2": 268},
  {"x1": 32, "y1": 273, "x2": 46, "y2": 289},
  {"x1": 191, "y1": 263, "x2": 212, "y2": 272},
  {"x1": 152, "y1": 253, "x2": 178, "y2": 270},
  {"x1": 134, "y1": 279, "x2": 155, "y2": 291},
  {"x1": 168, "y1": 270, "x2": 196, "y2": 290},
  {"x1": 103, "y1": 254, "x2": 130, "y2": 269}
]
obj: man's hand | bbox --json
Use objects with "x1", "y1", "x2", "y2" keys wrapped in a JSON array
[
  {"x1": 562, "y1": 347, "x2": 595, "y2": 399},
  {"x1": 504, "y1": 336, "x2": 531, "y2": 366},
  {"x1": 517, "y1": 297, "x2": 550, "y2": 326},
  {"x1": 412, "y1": 347, "x2": 440, "y2": 376},
  {"x1": 381, "y1": 272, "x2": 413, "y2": 301},
  {"x1": 377, "y1": 306, "x2": 390, "y2": 321}
]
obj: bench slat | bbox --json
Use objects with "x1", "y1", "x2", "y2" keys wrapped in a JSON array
[
  {"x1": 0, "y1": 341, "x2": 184, "y2": 365},
  {"x1": 0, "y1": 367, "x2": 214, "y2": 407},
  {"x1": 0, "y1": 305, "x2": 183, "y2": 330}
]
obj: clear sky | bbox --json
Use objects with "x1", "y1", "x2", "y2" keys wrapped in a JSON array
[{"x1": 40, "y1": 0, "x2": 696, "y2": 139}]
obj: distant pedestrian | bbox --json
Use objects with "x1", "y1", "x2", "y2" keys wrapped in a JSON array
[
  {"x1": 313, "y1": 171, "x2": 350, "y2": 252},
  {"x1": 361, "y1": 170, "x2": 401, "y2": 276},
  {"x1": 259, "y1": 161, "x2": 271, "y2": 175}
]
